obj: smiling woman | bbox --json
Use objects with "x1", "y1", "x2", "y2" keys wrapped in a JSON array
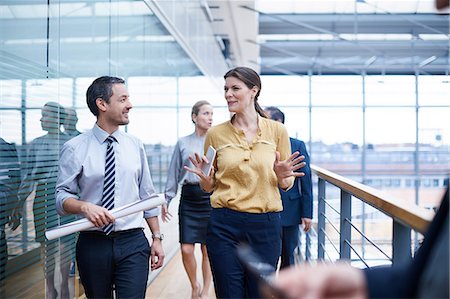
[{"x1": 184, "y1": 66, "x2": 306, "y2": 299}]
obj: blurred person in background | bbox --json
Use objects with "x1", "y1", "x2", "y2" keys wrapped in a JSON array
[
  {"x1": 62, "y1": 107, "x2": 81, "y2": 137},
  {"x1": 11, "y1": 102, "x2": 71, "y2": 299},
  {"x1": 0, "y1": 136, "x2": 20, "y2": 297},
  {"x1": 265, "y1": 106, "x2": 313, "y2": 268},
  {"x1": 163, "y1": 100, "x2": 214, "y2": 299}
]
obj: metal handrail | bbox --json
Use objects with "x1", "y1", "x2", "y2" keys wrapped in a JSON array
[
  {"x1": 299, "y1": 164, "x2": 435, "y2": 266},
  {"x1": 312, "y1": 164, "x2": 433, "y2": 234}
]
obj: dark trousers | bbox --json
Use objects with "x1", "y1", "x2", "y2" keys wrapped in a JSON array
[
  {"x1": 76, "y1": 229, "x2": 150, "y2": 299},
  {"x1": 206, "y1": 208, "x2": 282, "y2": 299},
  {"x1": 280, "y1": 225, "x2": 300, "y2": 269}
]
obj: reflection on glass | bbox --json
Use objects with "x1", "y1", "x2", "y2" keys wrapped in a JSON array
[
  {"x1": 0, "y1": 136, "x2": 20, "y2": 297},
  {"x1": 14, "y1": 102, "x2": 73, "y2": 299}
]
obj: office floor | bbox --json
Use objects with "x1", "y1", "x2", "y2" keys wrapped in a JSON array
[{"x1": 145, "y1": 248, "x2": 216, "y2": 299}]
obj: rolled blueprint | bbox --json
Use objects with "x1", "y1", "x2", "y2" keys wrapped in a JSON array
[{"x1": 45, "y1": 194, "x2": 165, "y2": 241}]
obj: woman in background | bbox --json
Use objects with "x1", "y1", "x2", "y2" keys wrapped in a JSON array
[
  {"x1": 185, "y1": 67, "x2": 305, "y2": 298},
  {"x1": 163, "y1": 101, "x2": 214, "y2": 299}
]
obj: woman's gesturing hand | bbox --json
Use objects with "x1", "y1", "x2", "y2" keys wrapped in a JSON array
[
  {"x1": 184, "y1": 152, "x2": 215, "y2": 192},
  {"x1": 274, "y1": 151, "x2": 306, "y2": 190},
  {"x1": 161, "y1": 203, "x2": 172, "y2": 223}
]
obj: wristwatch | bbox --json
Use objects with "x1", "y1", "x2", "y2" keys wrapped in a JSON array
[{"x1": 152, "y1": 233, "x2": 164, "y2": 241}]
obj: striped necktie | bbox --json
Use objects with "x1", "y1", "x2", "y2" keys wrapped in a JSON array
[{"x1": 102, "y1": 136, "x2": 116, "y2": 234}]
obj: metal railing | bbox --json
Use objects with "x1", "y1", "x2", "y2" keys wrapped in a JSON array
[{"x1": 298, "y1": 164, "x2": 435, "y2": 268}]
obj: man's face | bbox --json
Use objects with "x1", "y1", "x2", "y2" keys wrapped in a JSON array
[
  {"x1": 264, "y1": 109, "x2": 283, "y2": 123},
  {"x1": 104, "y1": 83, "x2": 132, "y2": 126},
  {"x1": 40, "y1": 105, "x2": 61, "y2": 133}
]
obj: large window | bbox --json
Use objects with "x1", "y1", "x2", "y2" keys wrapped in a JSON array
[{"x1": 1, "y1": 0, "x2": 448, "y2": 297}]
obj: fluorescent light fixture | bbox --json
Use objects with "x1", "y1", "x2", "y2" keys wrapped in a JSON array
[
  {"x1": 340, "y1": 34, "x2": 413, "y2": 41},
  {"x1": 256, "y1": 0, "x2": 437, "y2": 14},
  {"x1": 110, "y1": 36, "x2": 129, "y2": 42},
  {"x1": 259, "y1": 34, "x2": 335, "y2": 42},
  {"x1": 5, "y1": 38, "x2": 48, "y2": 45},
  {"x1": 419, "y1": 34, "x2": 449, "y2": 41},
  {"x1": 135, "y1": 35, "x2": 175, "y2": 42}
]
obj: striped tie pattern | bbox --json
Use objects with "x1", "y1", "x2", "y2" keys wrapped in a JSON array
[{"x1": 101, "y1": 136, "x2": 115, "y2": 234}]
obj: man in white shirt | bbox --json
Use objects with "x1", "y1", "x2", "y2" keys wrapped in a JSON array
[{"x1": 56, "y1": 76, "x2": 164, "y2": 298}]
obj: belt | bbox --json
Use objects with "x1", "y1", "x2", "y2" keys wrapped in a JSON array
[
  {"x1": 80, "y1": 228, "x2": 143, "y2": 238},
  {"x1": 183, "y1": 182, "x2": 200, "y2": 186}
]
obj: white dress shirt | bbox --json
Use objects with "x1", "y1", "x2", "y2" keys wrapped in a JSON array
[{"x1": 56, "y1": 123, "x2": 159, "y2": 232}]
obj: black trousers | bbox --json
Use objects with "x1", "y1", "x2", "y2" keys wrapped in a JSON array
[
  {"x1": 280, "y1": 225, "x2": 300, "y2": 269},
  {"x1": 76, "y1": 228, "x2": 150, "y2": 299},
  {"x1": 206, "y1": 208, "x2": 282, "y2": 299}
]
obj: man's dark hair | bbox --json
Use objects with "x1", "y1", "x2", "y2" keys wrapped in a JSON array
[
  {"x1": 86, "y1": 76, "x2": 125, "y2": 116},
  {"x1": 265, "y1": 106, "x2": 285, "y2": 124}
]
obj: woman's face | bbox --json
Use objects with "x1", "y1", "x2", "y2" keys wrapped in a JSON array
[
  {"x1": 224, "y1": 76, "x2": 257, "y2": 114},
  {"x1": 193, "y1": 104, "x2": 213, "y2": 131}
]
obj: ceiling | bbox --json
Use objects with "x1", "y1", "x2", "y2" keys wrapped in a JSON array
[
  {"x1": 208, "y1": 0, "x2": 449, "y2": 75},
  {"x1": 0, "y1": 0, "x2": 448, "y2": 80},
  {"x1": 256, "y1": 11, "x2": 449, "y2": 75}
]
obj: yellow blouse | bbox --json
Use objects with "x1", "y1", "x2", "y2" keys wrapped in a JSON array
[{"x1": 204, "y1": 115, "x2": 293, "y2": 213}]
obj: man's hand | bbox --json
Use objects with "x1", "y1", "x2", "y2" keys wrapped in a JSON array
[
  {"x1": 301, "y1": 218, "x2": 312, "y2": 232},
  {"x1": 80, "y1": 202, "x2": 115, "y2": 227},
  {"x1": 150, "y1": 238, "x2": 165, "y2": 270}
]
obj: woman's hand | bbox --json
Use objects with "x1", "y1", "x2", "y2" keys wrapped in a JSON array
[
  {"x1": 161, "y1": 203, "x2": 172, "y2": 223},
  {"x1": 184, "y1": 152, "x2": 215, "y2": 192},
  {"x1": 274, "y1": 151, "x2": 306, "y2": 190}
]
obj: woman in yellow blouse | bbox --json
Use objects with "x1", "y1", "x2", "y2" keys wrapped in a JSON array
[{"x1": 186, "y1": 66, "x2": 305, "y2": 298}]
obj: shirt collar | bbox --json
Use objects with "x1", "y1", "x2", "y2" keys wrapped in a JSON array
[
  {"x1": 228, "y1": 113, "x2": 263, "y2": 137},
  {"x1": 93, "y1": 123, "x2": 120, "y2": 144}
]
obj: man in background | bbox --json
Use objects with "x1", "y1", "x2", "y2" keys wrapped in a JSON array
[
  {"x1": 265, "y1": 106, "x2": 313, "y2": 268},
  {"x1": 62, "y1": 107, "x2": 81, "y2": 137}
]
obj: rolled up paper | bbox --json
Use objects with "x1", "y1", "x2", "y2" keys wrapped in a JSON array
[{"x1": 45, "y1": 194, "x2": 165, "y2": 241}]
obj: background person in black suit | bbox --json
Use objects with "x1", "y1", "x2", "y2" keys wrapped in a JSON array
[
  {"x1": 265, "y1": 106, "x2": 313, "y2": 268},
  {"x1": 270, "y1": 186, "x2": 449, "y2": 299}
]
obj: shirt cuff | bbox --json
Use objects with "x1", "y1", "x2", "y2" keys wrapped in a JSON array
[
  {"x1": 56, "y1": 193, "x2": 79, "y2": 216},
  {"x1": 144, "y1": 206, "x2": 160, "y2": 218}
]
